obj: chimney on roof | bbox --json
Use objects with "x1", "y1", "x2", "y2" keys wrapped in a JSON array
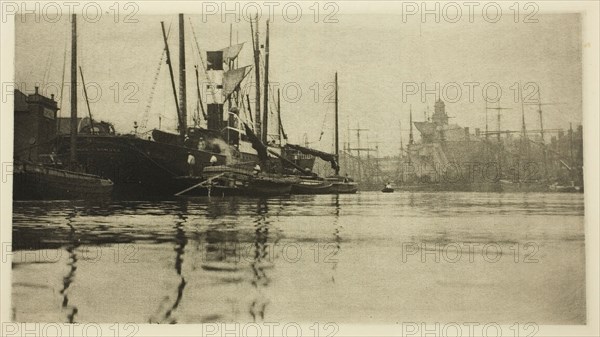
[
  {"x1": 34, "y1": 86, "x2": 39, "y2": 94},
  {"x1": 51, "y1": 94, "x2": 55, "y2": 100}
]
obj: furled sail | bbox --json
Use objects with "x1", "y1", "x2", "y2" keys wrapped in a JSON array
[
  {"x1": 223, "y1": 65, "x2": 252, "y2": 100},
  {"x1": 243, "y1": 122, "x2": 268, "y2": 163},
  {"x1": 285, "y1": 144, "x2": 340, "y2": 172},
  {"x1": 221, "y1": 43, "x2": 245, "y2": 63}
]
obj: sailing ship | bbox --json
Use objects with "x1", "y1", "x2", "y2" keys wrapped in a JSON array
[
  {"x1": 175, "y1": 69, "x2": 359, "y2": 197},
  {"x1": 14, "y1": 14, "x2": 113, "y2": 200},
  {"x1": 291, "y1": 73, "x2": 358, "y2": 194},
  {"x1": 54, "y1": 15, "x2": 228, "y2": 198},
  {"x1": 54, "y1": 14, "x2": 318, "y2": 198},
  {"x1": 173, "y1": 122, "x2": 301, "y2": 197}
]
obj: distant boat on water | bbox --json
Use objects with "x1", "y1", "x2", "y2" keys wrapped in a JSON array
[{"x1": 381, "y1": 183, "x2": 394, "y2": 193}]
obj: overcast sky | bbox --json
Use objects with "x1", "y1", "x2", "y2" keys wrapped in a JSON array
[{"x1": 15, "y1": 4, "x2": 582, "y2": 156}]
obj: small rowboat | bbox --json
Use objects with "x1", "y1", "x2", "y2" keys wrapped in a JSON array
[{"x1": 381, "y1": 185, "x2": 394, "y2": 193}]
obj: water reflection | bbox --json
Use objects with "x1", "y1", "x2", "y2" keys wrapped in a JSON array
[
  {"x1": 201, "y1": 225, "x2": 242, "y2": 274},
  {"x1": 249, "y1": 198, "x2": 271, "y2": 321},
  {"x1": 151, "y1": 201, "x2": 188, "y2": 323},
  {"x1": 194, "y1": 198, "x2": 245, "y2": 322},
  {"x1": 11, "y1": 193, "x2": 585, "y2": 324},
  {"x1": 60, "y1": 208, "x2": 79, "y2": 323},
  {"x1": 201, "y1": 198, "x2": 242, "y2": 276},
  {"x1": 331, "y1": 195, "x2": 341, "y2": 283}
]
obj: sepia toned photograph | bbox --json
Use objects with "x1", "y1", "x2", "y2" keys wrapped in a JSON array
[{"x1": 1, "y1": 1, "x2": 598, "y2": 336}]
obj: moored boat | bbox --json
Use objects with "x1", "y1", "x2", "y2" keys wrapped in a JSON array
[
  {"x1": 291, "y1": 177, "x2": 334, "y2": 194},
  {"x1": 13, "y1": 162, "x2": 113, "y2": 200},
  {"x1": 326, "y1": 176, "x2": 358, "y2": 194},
  {"x1": 54, "y1": 14, "x2": 313, "y2": 198},
  {"x1": 324, "y1": 73, "x2": 358, "y2": 195},
  {"x1": 14, "y1": 15, "x2": 113, "y2": 201},
  {"x1": 289, "y1": 72, "x2": 359, "y2": 195},
  {"x1": 175, "y1": 165, "x2": 297, "y2": 197},
  {"x1": 381, "y1": 183, "x2": 394, "y2": 193}
]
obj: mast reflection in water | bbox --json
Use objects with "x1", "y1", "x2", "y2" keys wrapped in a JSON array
[
  {"x1": 151, "y1": 201, "x2": 188, "y2": 323},
  {"x1": 61, "y1": 209, "x2": 79, "y2": 323},
  {"x1": 250, "y1": 199, "x2": 272, "y2": 321},
  {"x1": 11, "y1": 192, "x2": 586, "y2": 324}
]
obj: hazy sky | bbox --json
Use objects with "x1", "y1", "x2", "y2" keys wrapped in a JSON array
[{"x1": 15, "y1": 5, "x2": 582, "y2": 156}]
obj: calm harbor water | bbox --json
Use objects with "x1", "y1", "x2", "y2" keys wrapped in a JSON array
[{"x1": 11, "y1": 192, "x2": 585, "y2": 324}]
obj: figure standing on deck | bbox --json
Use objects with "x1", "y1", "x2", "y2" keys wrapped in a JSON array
[
  {"x1": 253, "y1": 164, "x2": 262, "y2": 176},
  {"x1": 187, "y1": 153, "x2": 196, "y2": 176}
]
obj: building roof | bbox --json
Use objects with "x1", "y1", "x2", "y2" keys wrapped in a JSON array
[
  {"x1": 14, "y1": 88, "x2": 59, "y2": 112},
  {"x1": 14, "y1": 90, "x2": 29, "y2": 112}
]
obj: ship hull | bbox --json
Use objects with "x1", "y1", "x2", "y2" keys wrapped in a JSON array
[
  {"x1": 325, "y1": 177, "x2": 358, "y2": 194},
  {"x1": 56, "y1": 134, "x2": 226, "y2": 198},
  {"x1": 13, "y1": 162, "x2": 113, "y2": 200},
  {"x1": 174, "y1": 166, "x2": 295, "y2": 197},
  {"x1": 329, "y1": 182, "x2": 358, "y2": 194},
  {"x1": 178, "y1": 181, "x2": 293, "y2": 197},
  {"x1": 291, "y1": 178, "x2": 334, "y2": 194}
]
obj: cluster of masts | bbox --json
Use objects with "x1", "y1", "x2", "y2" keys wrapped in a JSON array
[
  {"x1": 397, "y1": 95, "x2": 570, "y2": 148},
  {"x1": 156, "y1": 14, "x2": 286, "y2": 147},
  {"x1": 66, "y1": 14, "x2": 575, "y2": 168}
]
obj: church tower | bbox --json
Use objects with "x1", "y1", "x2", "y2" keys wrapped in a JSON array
[{"x1": 432, "y1": 99, "x2": 449, "y2": 125}]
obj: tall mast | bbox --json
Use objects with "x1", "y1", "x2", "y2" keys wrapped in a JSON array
[
  {"x1": 161, "y1": 22, "x2": 181, "y2": 133},
  {"x1": 262, "y1": 20, "x2": 270, "y2": 143},
  {"x1": 277, "y1": 88, "x2": 282, "y2": 145},
  {"x1": 251, "y1": 16, "x2": 261, "y2": 137},
  {"x1": 229, "y1": 23, "x2": 233, "y2": 70},
  {"x1": 538, "y1": 91, "x2": 547, "y2": 179},
  {"x1": 496, "y1": 108, "x2": 501, "y2": 142},
  {"x1": 334, "y1": 72, "x2": 339, "y2": 175},
  {"x1": 178, "y1": 14, "x2": 187, "y2": 139},
  {"x1": 520, "y1": 92, "x2": 527, "y2": 138},
  {"x1": 409, "y1": 105, "x2": 414, "y2": 145},
  {"x1": 70, "y1": 14, "x2": 77, "y2": 165},
  {"x1": 538, "y1": 99, "x2": 544, "y2": 142},
  {"x1": 399, "y1": 121, "x2": 403, "y2": 158},
  {"x1": 79, "y1": 66, "x2": 95, "y2": 134},
  {"x1": 569, "y1": 123, "x2": 574, "y2": 168},
  {"x1": 518, "y1": 90, "x2": 529, "y2": 166},
  {"x1": 485, "y1": 100, "x2": 489, "y2": 140}
]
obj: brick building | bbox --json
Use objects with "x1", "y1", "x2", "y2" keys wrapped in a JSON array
[{"x1": 14, "y1": 87, "x2": 59, "y2": 161}]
